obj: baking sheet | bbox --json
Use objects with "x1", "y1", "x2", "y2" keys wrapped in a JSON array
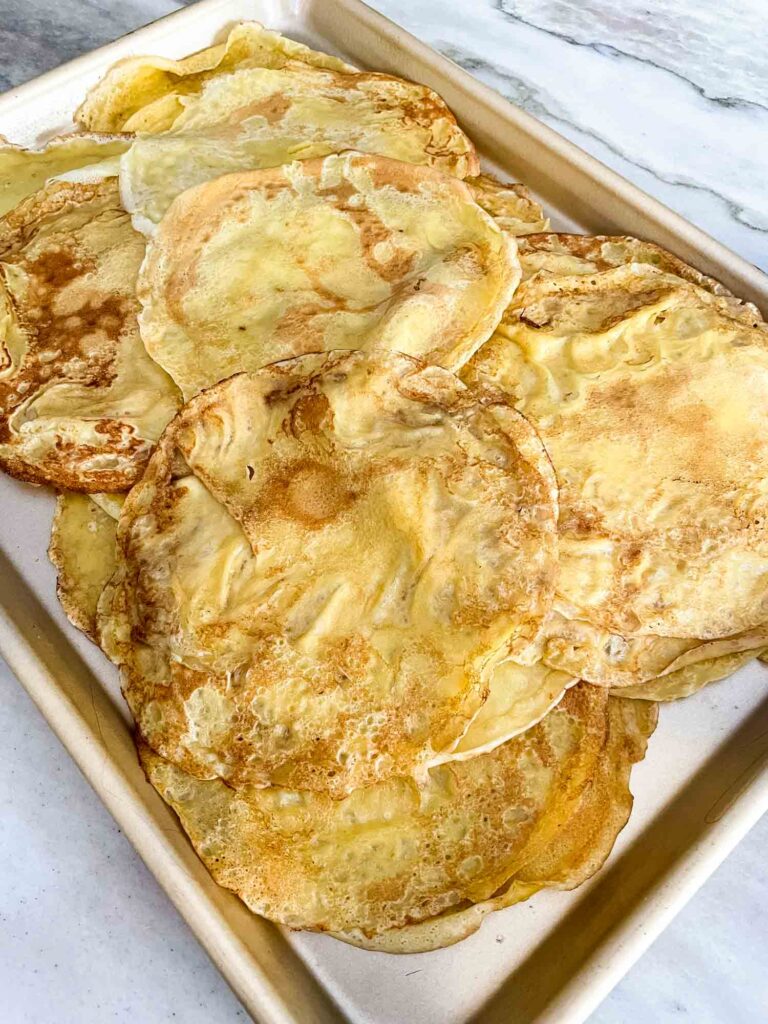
[{"x1": 1, "y1": 1, "x2": 767, "y2": 1022}]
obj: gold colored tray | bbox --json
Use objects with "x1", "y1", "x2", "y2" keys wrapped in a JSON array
[{"x1": 1, "y1": 2, "x2": 766, "y2": 1021}]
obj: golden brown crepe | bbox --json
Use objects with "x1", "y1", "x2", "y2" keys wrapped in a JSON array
[
  {"x1": 515, "y1": 232, "x2": 745, "y2": 300},
  {"x1": 99, "y1": 351, "x2": 559, "y2": 796},
  {"x1": 338, "y1": 694, "x2": 656, "y2": 951},
  {"x1": 0, "y1": 173, "x2": 180, "y2": 491},
  {"x1": 466, "y1": 173, "x2": 548, "y2": 235},
  {"x1": 139, "y1": 685, "x2": 654, "y2": 942},
  {"x1": 51, "y1": 484, "x2": 572, "y2": 752}
]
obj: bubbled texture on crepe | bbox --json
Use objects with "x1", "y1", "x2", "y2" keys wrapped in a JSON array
[
  {"x1": 0, "y1": 134, "x2": 131, "y2": 218},
  {"x1": 75, "y1": 21, "x2": 357, "y2": 133},
  {"x1": 53, "y1": 486, "x2": 572, "y2": 762},
  {"x1": 515, "y1": 233, "x2": 752, "y2": 308},
  {"x1": 338, "y1": 694, "x2": 656, "y2": 952},
  {"x1": 0, "y1": 176, "x2": 181, "y2": 491},
  {"x1": 100, "y1": 351, "x2": 558, "y2": 797},
  {"x1": 136, "y1": 152, "x2": 517, "y2": 399},
  {"x1": 463, "y1": 233, "x2": 768, "y2": 641},
  {"x1": 138, "y1": 685, "x2": 610, "y2": 938},
  {"x1": 119, "y1": 66, "x2": 479, "y2": 231},
  {"x1": 53, "y1": 483, "x2": 568, "y2": 760},
  {"x1": 48, "y1": 492, "x2": 120, "y2": 641}
]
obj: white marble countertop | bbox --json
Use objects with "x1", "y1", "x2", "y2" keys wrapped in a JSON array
[{"x1": 1, "y1": 1, "x2": 766, "y2": 1021}]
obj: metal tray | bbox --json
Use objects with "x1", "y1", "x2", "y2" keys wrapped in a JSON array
[{"x1": 1, "y1": 1, "x2": 767, "y2": 1021}]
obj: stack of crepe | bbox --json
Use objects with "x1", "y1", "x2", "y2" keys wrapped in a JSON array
[{"x1": 2, "y1": 22, "x2": 766, "y2": 951}]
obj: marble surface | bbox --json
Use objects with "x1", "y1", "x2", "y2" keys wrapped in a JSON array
[
  {"x1": 0, "y1": 1, "x2": 766, "y2": 1022},
  {"x1": 369, "y1": 0, "x2": 768, "y2": 272}
]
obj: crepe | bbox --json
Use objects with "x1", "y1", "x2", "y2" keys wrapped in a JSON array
[
  {"x1": 515, "y1": 232, "x2": 743, "y2": 299},
  {"x1": 48, "y1": 492, "x2": 122, "y2": 640},
  {"x1": 0, "y1": 173, "x2": 181, "y2": 491},
  {"x1": 119, "y1": 64, "x2": 479, "y2": 231},
  {"x1": 89, "y1": 491, "x2": 125, "y2": 520},
  {"x1": 444, "y1": 660, "x2": 575, "y2": 760},
  {"x1": 467, "y1": 174, "x2": 548, "y2": 235},
  {"x1": 75, "y1": 21, "x2": 357, "y2": 133},
  {"x1": 136, "y1": 152, "x2": 518, "y2": 399},
  {"x1": 51, "y1": 488, "x2": 570, "y2": 752},
  {"x1": 538, "y1": 604, "x2": 768, "y2": 693},
  {"x1": 99, "y1": 351, "x2": 559, "y2": 796},
  {"x1": 463, "y1": 233, "x2": 768, "y2": 643},
  {"x1": 10, "y1": 17, "x2": 755, "y2": 962},
  {"x1": 614, "y1": 648, "x2": 767, "y2": 701},
  {"x1": 0, "y1": 134, "x2": 130, "y2": 217},
  {"x1": 338, "y1": 695, "x2": 656, "y2": 951},
  {"x1": 139, "y1": 685, "x2": 647, "y2": 941},
  {"x1": 51, "y1": 455, "x2": 746, "y2": 706}
]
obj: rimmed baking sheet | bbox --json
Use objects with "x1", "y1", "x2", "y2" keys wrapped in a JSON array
[{"x1": 1, "y1": 2, "x2": 767, "y2": 1022}]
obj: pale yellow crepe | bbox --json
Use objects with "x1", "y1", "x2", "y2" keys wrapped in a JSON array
[
  {"x1": 0, "y1": 134, "x2": 130, "y2": 217},
  {"x1": 75, "y1": 21, "x2": 356, "y2": 133},
  {"x1": 136, "y1": 152, "x2": 518, "y2": 399},
  {"x1": 49, "y1": 492, "x2": 121, "y2": 640},
  {"x1": 464, "y1": 233, "x2": 768, "y2": 642},
  {"x1": 445, "y1": 661, "x2": 575, "y2": 760},
  {"x1": 536, "y1": 603, "x2": 768, "y2": 693},
  {"x1": 119, "y1": 63, "x2": 478, "y2": 231},
  {"x1": 615, "y1": 648, "x2": 767, "y2": 701}
]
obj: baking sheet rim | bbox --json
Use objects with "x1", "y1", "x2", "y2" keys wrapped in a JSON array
[{"x1": 0, "y1": 0, "x2": 767, "y2": 1021}]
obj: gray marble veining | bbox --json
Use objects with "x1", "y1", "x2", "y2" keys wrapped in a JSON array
[
  {"x1": 0, "y1": 0, "x2": 181, "y2": 92},
  {"x1": 365, "y1": 0, "x2": 768, "y2": 269},
  {"x1": 499, "y1": 0, "x2": 768, "y2": 108},
  {"x1": 0, "y1": 2, "x2": 766, "y2": 1023}
]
